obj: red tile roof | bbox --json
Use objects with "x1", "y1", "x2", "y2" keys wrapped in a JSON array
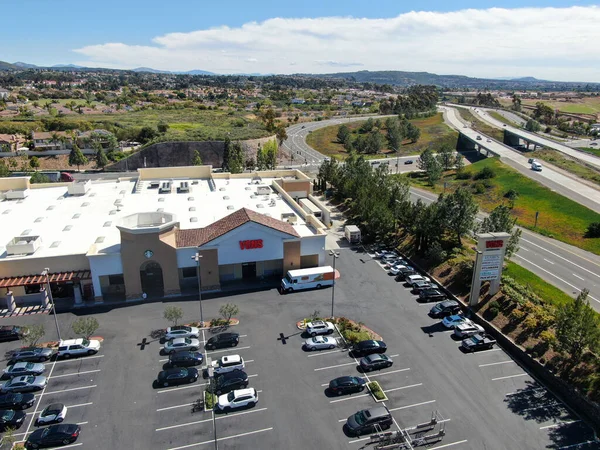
[{"x1": 176, "y1": 207, "x2": 299, "y2": 248}]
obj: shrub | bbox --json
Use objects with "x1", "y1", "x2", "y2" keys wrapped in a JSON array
[
  {"x1": 425, "y1": 241, "x2": 447, "y2": 265},
  {"x1": 488, "y1": 301, "x2": 501, "y2": 319},
  {"x1": 368, "y1": 381, "x2": 386, "y2": 400},
  {"x1": 474, "y1": 167, "x2": 496, "y2": 180},
  {"x1": 585, "y1": 222, "x2": 600, "y2": 238},
  {"x1": 505, "y1": 189, "x2": 519, "y2": 201},
  {"x1": 540, "y1": 329, "x2": 557, "y2": 346},
  {"x1": 473, "y1": 182, "x2": 486, "y2": 194},
  {"x1": 523, "y1": 315, "x2": 539, "y2": 330},
  {"x1": 163, "y1": 306, "x2": 183, "y2": 326},
  {"x1": 343, "y1": 330, "x2": 372, "y2": 344},
  {"x1": 455, "y1": 171, "x2": 471, "y2": 180},
  {"x1": 204, "y1": 389, "x2": 217, "y2": 409},
  {"x1": 511, "y1": 308, "x2": 526, "y2": 320}
]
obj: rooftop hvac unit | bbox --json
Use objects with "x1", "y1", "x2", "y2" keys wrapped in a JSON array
[
  {"x1": 6, "y1": 235, "x2": 41, "y2": 255},
  {"x1": 5, "y1": 189, "x2": 30, "y2": 200},
  {"x1": 67, "y1": 180, "x2": 91, "y2": 196},
  {"x1": 256, "y1": 185, "x2": 271, "y2": 195}
]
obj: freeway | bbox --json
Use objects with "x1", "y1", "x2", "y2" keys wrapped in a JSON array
[
  {"x1": 410, "y1": 187, "x2": 600, "y2": 310},
  {"x1": 441, "y1": 105, "x2": 600, "y2": 214}
]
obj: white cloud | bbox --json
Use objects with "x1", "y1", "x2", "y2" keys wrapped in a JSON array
[{"x1": 74, "y1": 6, "x2": 600, "y2": 81}]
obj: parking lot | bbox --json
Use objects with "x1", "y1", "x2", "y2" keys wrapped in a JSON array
[{"x1": 0, "y1": 246, "x2": 598, "y2": 449}]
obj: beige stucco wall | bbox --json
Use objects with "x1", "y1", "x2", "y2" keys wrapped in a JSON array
[
  {"x1": 199, "y1": 248, "x2": 220, "y2": 291},
  {"x1": 283, "y1": 241, "x2": 301, "y2": 273},
  {"x1": 280, "y1": 179, "x2": 311, "y2": 197},
  {"x1": 119, "y1": 227, "x2": 180, "y2": 299},
  {"x1": 138, "y1": 166, "x2": 213, "y2": 180},
  {"x1": 0, "y1": 255, "x2": 90, "y2": 278},
  {"x1": 0, "y1": 177, "x2": 30, "y2": 191}
]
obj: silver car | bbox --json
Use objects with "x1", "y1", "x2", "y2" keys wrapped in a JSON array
[
  {"x1": 164, "y1": 337, "x2": 200, "y2": 354},
  {"x1": 3, "y1": 362, "x2": 45, "y2": 379},
  {"x1": 1, "y1": 376, "x2": 47, "y2": 393},
  {"x1": 303, "y1": 336, "x2": 338, "y2": 351},
  {"x1": 9, "y1": 347, "x2": 54, "y2": 363},
  {"x1": 165, "y1": 326, "x2": 199, "y2": 340}
]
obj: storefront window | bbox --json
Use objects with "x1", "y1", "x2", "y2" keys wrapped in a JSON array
[
  {"x1": 24, "y1": 284, "x2": 41, "y2": 295},
  {"x1": 182, "y1": 267, "x2": 197, "y2": 278},
  {"x1": 108, "y1": 275, "x2": 125, "y2": 285}
]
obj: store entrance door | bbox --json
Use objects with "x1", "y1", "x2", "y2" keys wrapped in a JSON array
[
  {"x1": 140, "y1": 261, "x2": 164, "y2": 298},
  {"x1": 242, "y1": 262, "x2": 256, "y2": 279}
]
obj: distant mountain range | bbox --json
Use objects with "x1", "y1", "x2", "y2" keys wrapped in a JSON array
[{"x1": 1, "y1": 60, "x2": 214, "y2": 75}]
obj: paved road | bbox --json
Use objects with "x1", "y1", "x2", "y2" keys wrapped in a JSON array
[
  {"x1": 410, "y1": 187, "x2": 600, "y2": 309},
  {"x1": 442, "y1": 106, "x2": 600, "y2": 214}
]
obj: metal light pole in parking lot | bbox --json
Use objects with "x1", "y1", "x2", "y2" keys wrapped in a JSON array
[
  {"x1": 42, "y1": 268, "x2": 62, "y2": 341},
  {"x1": 191, "y1": 252, "x2": 204, "y2": 327},
  {"x1": 329, "y1": 251, "x2": 339, "y2": 319}
]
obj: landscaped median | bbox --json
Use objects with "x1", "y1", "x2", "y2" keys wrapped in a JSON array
[
  {"x1": 203, "y1": 388, "x2": 217, "y2": 412},
  {"x1": 367, "y1": 381, "x2": 388, "y2": 402}
]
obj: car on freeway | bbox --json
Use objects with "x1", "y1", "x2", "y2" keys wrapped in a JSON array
[
  {"x1": 156, "y1": 367, "x2": 199, "y2": 387},
  {"x1": 346, "y1": 406, "x2": 393, "y2": 436},
  {"x1": 591, "y1": 142, "x2": 598, "y2": 146},
  {"x1": 163, "y1": 337, "x2": 200, "y2": 354},
  {"x1": 487, "y1": 139, "x2": 491, "y2": 142},
  {"x1": 395, "y1": 268, "x2": 417, "y2": 282},
  {"x1": 461, "y1": 333, "x2": 497, "y2": 352},
  {"x1": 168, "y1": 351, "x2": 204, "y2": 368},
  {"x1": 411, "y1": 280, "x2": 433, "y2": 293},
  {"x1": 454, "y1": 322, "x2": 485, "y2": 339},
  {"x1": 26, "y1": 423, "x2": 81, "y2": 448},
  {"x1": 0, "y1": 393, "x2": 35, "y2": 410},
  {"x1": 328, "y1": 376, "x2": 366, "y2": 396},
  {"x1": 213, "y1": 371, "x2": 249, "y2": 395},
  {"x1": 36, "y1": 403, "x2": 67, "y2": 425},
  {"x1": 442, "y1": 314, "x2": 472, "y2": 329},
  {"x1": 305, "y1": 320, "x2": 335, "y2": 336},
  {"x1": 0, "y1": 409, "x2": 26, "y2": 430},
  {"x1": 301, "y1": 125, "x2": 305, "y2": 129},
  {"x1": 216, "y1": 388, "x2": 258, "y2": 412},
  {"x1": 9, "y1": 347, "x2": 54, "y2": 363},
  {"x1": 418, "y1": 288, "x2": 447, "y2": 303},
  {"x1": 304, "y1": 336, "x2": 338, "y2": 351},
  {"x1": 165, "y1": 325, "x2": 199, "y2": 340},
  {"x1": 0, "y1": 326, "x2": 26, "y2": 342},
  {"x1": 57, "y1": 338, "x2": 101, "y2": 358},
  {"x1": 352, "y1": 340, "x2": 387, "y2": 357},
  {"x1": 359, "y1": 354, "x2": 393, "y2": 372},
  {"x1": 389, "y1": 264, "x2": 412, "y2": 276},
  {"x1": 1, "y1": 375, "x2": 47, "y2": 393},
  {"x1": 210, "y1": 355, "x2": 245, "y2": 375},
  {"x1": 204, "y1": 332, "x2": 240, "y2": 350},
  {"x1": 3, "y1": 362, "x2": 45, "y2": 379},
  {"x1": 404, "y1": 159, "x2": 414, "y2": 164},
  {"x1": 476, "y1": 135, "x2": 482, "y2": 140},
  {"x1": 429, "y1": 300, "x2": 461, "y2": 318}
]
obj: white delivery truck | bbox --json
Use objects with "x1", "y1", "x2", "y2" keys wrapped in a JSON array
[
  {"x1": 531, "y1": 161, "x2": 543, "y2": 171},
  {"x1": 281, "y1": 266, "x2": 335, "y2": 293},
  {"x1": 344, "y1": 225, "x2": 361, "y2": 244}
]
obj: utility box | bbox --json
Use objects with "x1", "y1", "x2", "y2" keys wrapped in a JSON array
[{"x1": 344, "y1": 225, "x2": 361, "y2": 244}]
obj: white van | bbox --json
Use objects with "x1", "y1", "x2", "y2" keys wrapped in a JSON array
[{"x1": 531, "y1": 161, "x2": 543, "y2": 172}]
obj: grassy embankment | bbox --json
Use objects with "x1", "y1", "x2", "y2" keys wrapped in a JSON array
[
  {"x1": 402, "y1": 157, "x2": 600, "y2": 255},
  {"x1": 305, "y1": 113, "x2": 458, "y2": 160},
  {"x1": 488, "y1": 111, "x2": 520, "y2": 127},
  {"x1": 528, "y1": 148, "x2": 600, "y2": 187},
  {"x1": 455, "y1": 108, "x2": 504, "y2": 141}
]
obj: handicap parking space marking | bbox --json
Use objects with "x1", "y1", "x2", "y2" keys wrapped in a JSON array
[
  {"x1": 389, "y1": 399, "x2": 436, "y2": 412},
  {"x1": 492, "y1": 373, "x2": 528, "y2": 381},
  {"x1": 307, "y1": 349, "x2": 349, "y2": 358},
  {"x1": 166, "y1": 427, "x2": 274, "y2": 450},
  {"x1": 367, "y1": 367, "x2": 410, "y2": 378},
  {"x1": 53, "y1": 355, "x2": 104, "y2": 364},
  {"x1": 157, "y1": 381, "x2": 209, "y2": 394},
  {"x1": 49, "y1": 369, "x2": 101, "y2": 379},
  {"x1": 157, "y1": 408, "x2": 268, "y2": 432},
  {"x1": 540, "y1": 420, "x2": 581, "y2": 430},
  {"x1": 478, "y1": 360, "x2": 514, "y2": 368},
  {"x1": 314, "y1": 361, "x2": 357, "y2": 371},
  {"x1": 37, "y1": 385, "x2": 97, "y2": 396}
]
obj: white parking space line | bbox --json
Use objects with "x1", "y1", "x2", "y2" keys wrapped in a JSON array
[
  {"x1": 166, "y1": 427, "x2": 274, "y2": 449},
  {"x1": 54, "y1": 355, "x2": 104, "y2": 364},
  {"x1": 348, "y1": 436, "x2": 372, "y2": 444},
  {"x1": 389, "y1": 400, "x2": 436, "y2": 411},
  {"x1": 157, "y1": 382, "x2": 208, "y2": 393},
  {"x1": 558, "y1": 440, "x2": 599, "y2": 449},
  {"x1": 330, "y1": 393, "x2": 370, "y2": 403},
  {"x1": 38, "y1": 385, "x2": 97, "y2": 396},
  {"x1": 521, "y1": 402, "x2": 562, "y2": 413},
  {"x1": 53, "y1": 444, "x2": 82, "y2": 449},
  {"x1": 384, "y1": 383, "x2": 423, "y2": 393},
  {"x1": 156, "y1": 408, "x2": 268, "y2": 431},
  {"x1": 245, "y1": 359, "x2": 254, "y2": 363},
  {"x1": 157, "y1": 402, "x2": 195, "y2": 412},
  {"x1": 208, "y1": 345, "x2": 252, "y2": 355},
  {"x1": 314, "y1": 361, "x2": 357, "y2": 371},
  {"x1": 307, "y1": 349, "x2": 348, "y2": 358},
  {"x1": 478, "y1": 360, "x2": 514, "y2": 368},
  {"x1": 470, "y1": 348, "x2": 502, "y2": 355},
  {"x1": 27, "y1": 401, "x2": 93, "y2": 416},
  {"x1": 505, "y1": 387, "x2": 545, "y2": 396},
  {"x1": 428, "y1": 440, "x2": 469, "y2": 450},
  {"x1": 50, "y1": 369, "x2": 101, "y2": 379},
  {"x1": 492, "y1": 373, "x2": 528, "y2": 381},
  {"x1": 76, "y1": 421, "x2": 88, "y2": 425},
  {"x1": 540, "y1": 420, "x2": 581, "y2": 430},
  {"x1": 367, "y1": 368, "x2": 411, "y2": 378}
]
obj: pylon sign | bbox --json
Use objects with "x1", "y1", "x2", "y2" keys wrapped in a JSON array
[{"x1": 469, "y1": 232, "x2": 511, "y2": 306}]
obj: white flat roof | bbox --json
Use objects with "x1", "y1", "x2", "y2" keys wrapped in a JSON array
[{"x1": 0, "y1": 176, "x2": 316, "y2": 261}]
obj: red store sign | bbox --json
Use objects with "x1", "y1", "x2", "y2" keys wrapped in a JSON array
[
  {"x1": 239, "y1": 239, "x2": 263, "y2": 250},
  {"x1": 486, "y1": 239, "x2": 504, "y2": 249}
]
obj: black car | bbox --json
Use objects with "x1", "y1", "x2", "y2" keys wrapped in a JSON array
[
  {"x1": 156, "y1": 368, "x2": 199, "y2": 387},
  {"x1": 461, "y1": 333, "x2": 497, "y2": 352},
  {"x1": 204, "y1": 333, "x2": 240, "y2": 350},
  {"x1": 328, "y1": 376, "x2": 366, "y2": 396},
  {"x1": 26, "y1": 424, "x2": 81, "y2": 448},
  {"x1": 404, "y1": 159, "x2": 414, "y2": 165},
  {"x1": 0, "y1": 326, "x2": 24, "y2": 342},
  {"x1": 9, "y1": 347, "x2": 54, "y2": 364},
  {"x1": 168, "y1": 351, "x2": 204, "y2": 368},
  {"x1": 359, "y1": 354, "x2": 394, "y2": 372},
  {"x1": 0, "y1": 393, "x2": 35, "y2": 410},
  {"x1": 0, "y1": 409, "x2": 26, "y2": 430},
  {"x1": 352, "y1": 340, "x2": 387, "y2": 357},
  {"x1": 418, "y1": 288, "x2": 447, "y2": 303},
  {"x1": 395, "y1": 269, "x2": 416, "y2": 282},
  {"x1": 346, "y1": 406, "x2": 393, "y2": 436},
  {"x1": 213, "y1": 370, "x2": 249, "y2": 395},
  {"x1": 429, "y1": 300, "x2": 461, "y2": 318}
]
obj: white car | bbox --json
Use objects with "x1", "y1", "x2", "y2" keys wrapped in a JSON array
[
  {"x1": 217, "y1": 388, "x2": 258, "y2": 411},
  {"x1": 211, "y1": 355, "x2": 245, "y2": 375},
  {"x1": 165, "y1": 325, "x2": 199, "y2": 340},
  {"x1": 374, "y1": 250, "x2": 396, "y2": 259},
  {"x1": 389, "y1": 264, "x2": 412, "y2": 275},
  {"x1": 406, "y1": 274, "x2": 431, "y2": 285},
  {"x1": 36, "y1": 403, "x2": 67, "y2": 425},
  {"x1": 164, "y1": 337, "x2": 200, "y2": 354},
  {"x1": 57, "y1": 339, "x2": 101, "y2": 358},
  {"x1": 305, "y1": 321, "x2": 335, "y2": 337},
  {"x1": 304, "y1": 336, "x2": 338, "y2": 351},
  {"x1": 442, "y1": 314, "x2": 472, "y2": 329},
  {"x1": 381, "y1": 253, "x2": 400, "y2": 263},
  {"x1": 454, "y1": 323, "x2": 485, "y2": 339}
]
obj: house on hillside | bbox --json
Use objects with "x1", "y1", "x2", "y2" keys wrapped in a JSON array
[
  {"x1": 31, "y1": 131, "x2": 73, "y2": 150},
  {"x1": 77, "y1": 129, "x2": 115, "y2": 149},
  {"x1": 0, "y1": 88, "x2": 10, "y2": 100}
]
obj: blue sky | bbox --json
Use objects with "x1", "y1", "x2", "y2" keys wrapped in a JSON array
[{"x1": 2, "y1": 1, "x2": 600, "y2": 81}]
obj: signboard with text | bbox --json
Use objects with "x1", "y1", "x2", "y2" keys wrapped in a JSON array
[{"x1": 239, "y1": 239, "x2": 263, "y2": 250}]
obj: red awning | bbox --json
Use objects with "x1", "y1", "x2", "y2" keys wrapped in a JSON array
[{"x1": 0, "y1": 270, "x2": 91, "y2": 288}]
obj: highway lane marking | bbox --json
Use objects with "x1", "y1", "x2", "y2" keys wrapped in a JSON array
[
  {"x1": 166, "y1": 427, "x2": 273, "y2": 449},
  {"x1": 157, "y1": 382, "x2": 208, "y2": 393},
  {"x1": 540, "y1": 420, "x2": 581, "y2": 430},
  {"x1": 53, "y1": 355, "x2": 104, "y2": 364},
  {"x1": 520, "y1": 237, "x2": 600, "y2": 278},
  {"x1": 519, "y1": 246, "x2": 530, "y2": 251},
  {"x1": 367, "y1": 368, "x2": 411, "y2": 378},
  {"x1": 38, "y1": 385, "x2": 97, "y2": 396},
  {"x1": 573, "y1": 273, "x2": 585, "y2": 281},
  {"x1": 514, "y1": 255, "x2": 600, "y2": 304},
  {"x1": 50, "y1": 369, "x2": 101, "y2": 378},
  {"x1": 389, "y1": 400, "x2": 436, "y2": 411},
  {"x1": 544, "y1": 258, "x2": 555, "y2": 265},
  {"x1": 558, "y1": 440, "x2": 600, "y2": 449},
  {"x1": 492, "y1": 373, "x2": 528, "y2": 381},
  {"x1": 479, "y1": 360, "x2": 514, "y2": 368},
  {"x1": 307, "y1": 349, "x2": 348, "y2": 358},
  {"x1": 156, "y1": 407, "x2": 268, "y2": 431},
  {"x1": 428, "y1": 440, "x2": 469, "y2": 450}
]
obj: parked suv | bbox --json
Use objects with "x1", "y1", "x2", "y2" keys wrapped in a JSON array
[
  {"x1": 305, "y1": 321, "x2": 335, "y2": 337},
  {"x1": 57, "y1": 339, "x2": 101, "y2": 359},
  {"x1": 0, "y1": 326, "x2": 25, "y2": 342},
  {"x1": 204, "y1": 333, "x2": 240, "y2": 350},
  {"x1": 346, "y1": 406, "x2": 393, "y2": 436},
  {"x1": 211, "y1": 355, "x2": 245, "y2": 375}
]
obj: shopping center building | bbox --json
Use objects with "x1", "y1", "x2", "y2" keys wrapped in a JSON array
[{"x1": 0, "y1": 166, "x2": 329, "y2": 308}]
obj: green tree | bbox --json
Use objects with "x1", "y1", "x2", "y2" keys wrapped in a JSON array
[
  {"x1": 0, "y1": 160, "x2": 10, "y2": 177},
  {"x1": 478, "y1": 204, "x2": 522, "y2": 258},
  {"x1": 511, "y1": 94, "x2": 522, "y2": 112},
  {"x1": 365, "y1": 130, "x2": 383, "y2": 154},
  {"x1": 29, "y1": 156, "x2": 40, "y2": 170},
  {"x1": 426, "y1": 156, "x2": 443, "y2": 186},
  {"x1": 20, "y1": 324, "x2": 45, "y2": 347},
  {"x1": 191, "y1": 150, "x2": 203, "y2": 166},
  {"x1": 138, "y1": 126, "x2": 158, "y2": 144},
  {"x1": 359, "y1": 118, "x2": 374, "y2": 134},
  {"x1": 29, "y1": 172, "x2": 50, "y2": 183},
  {"x1": 437, "y1": 144, "x2": 455, "y2": 171},
  {"x1": 262, "y1": 139, "x2": 278, "y2": 169},
  {"x1": 386, "y1": 121, "x2": 403, "y2": 152},
  {"x1": 440, "y1": 187, "x2": 478, "y2": 246},
  {"x1": 71, "y1": 317, "x2": 100, "y2": 339},
  {"x1": 337, "y1": 125, "x2": 351, "y2": 144},
  {"x1": 95, "y1": 147, "x2": 109, "y2": 170},
  {"x1": 219, "y1": 303, "x2": 239, "y2": 324},
  {"x1": 228, "y1": 141, "x2": 244, "y2": 174},
  {"x1": 263, "y1": 108, "x2": 276, "y2": 132},
  {"x1": 222, "y1": 137, "x2": 231, "y2": 171},
  {"x1": 454, "y1": 153, "x2": 465, "y2": 173},
  {"x1": 554, "y1": 289, "x2": 600, "y2": 376},
  {"x1": 525, "y1": 119, "x2": 541, "y2": 132},
  {"x1": 275, "y1": 125, "x2": 288, "y2": 148},
  {"x1": 256, "y1": 145, "x2": 267, "y2": 170},
  {"x1": 417, "y1": 148, "x2": 435, "y2": 172},
  {"x1": 157, "y1": 120, "x2": 169, "y2": 134},
  {"x1": 406, "y1": 123, "x2": 421, "y2": 143},
  {"x1": 163, "y1": 306, "x2": 184, "y2": 327},
  {"x1": 68, "y1": 144, "x2": 88, "y2": 171}
]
